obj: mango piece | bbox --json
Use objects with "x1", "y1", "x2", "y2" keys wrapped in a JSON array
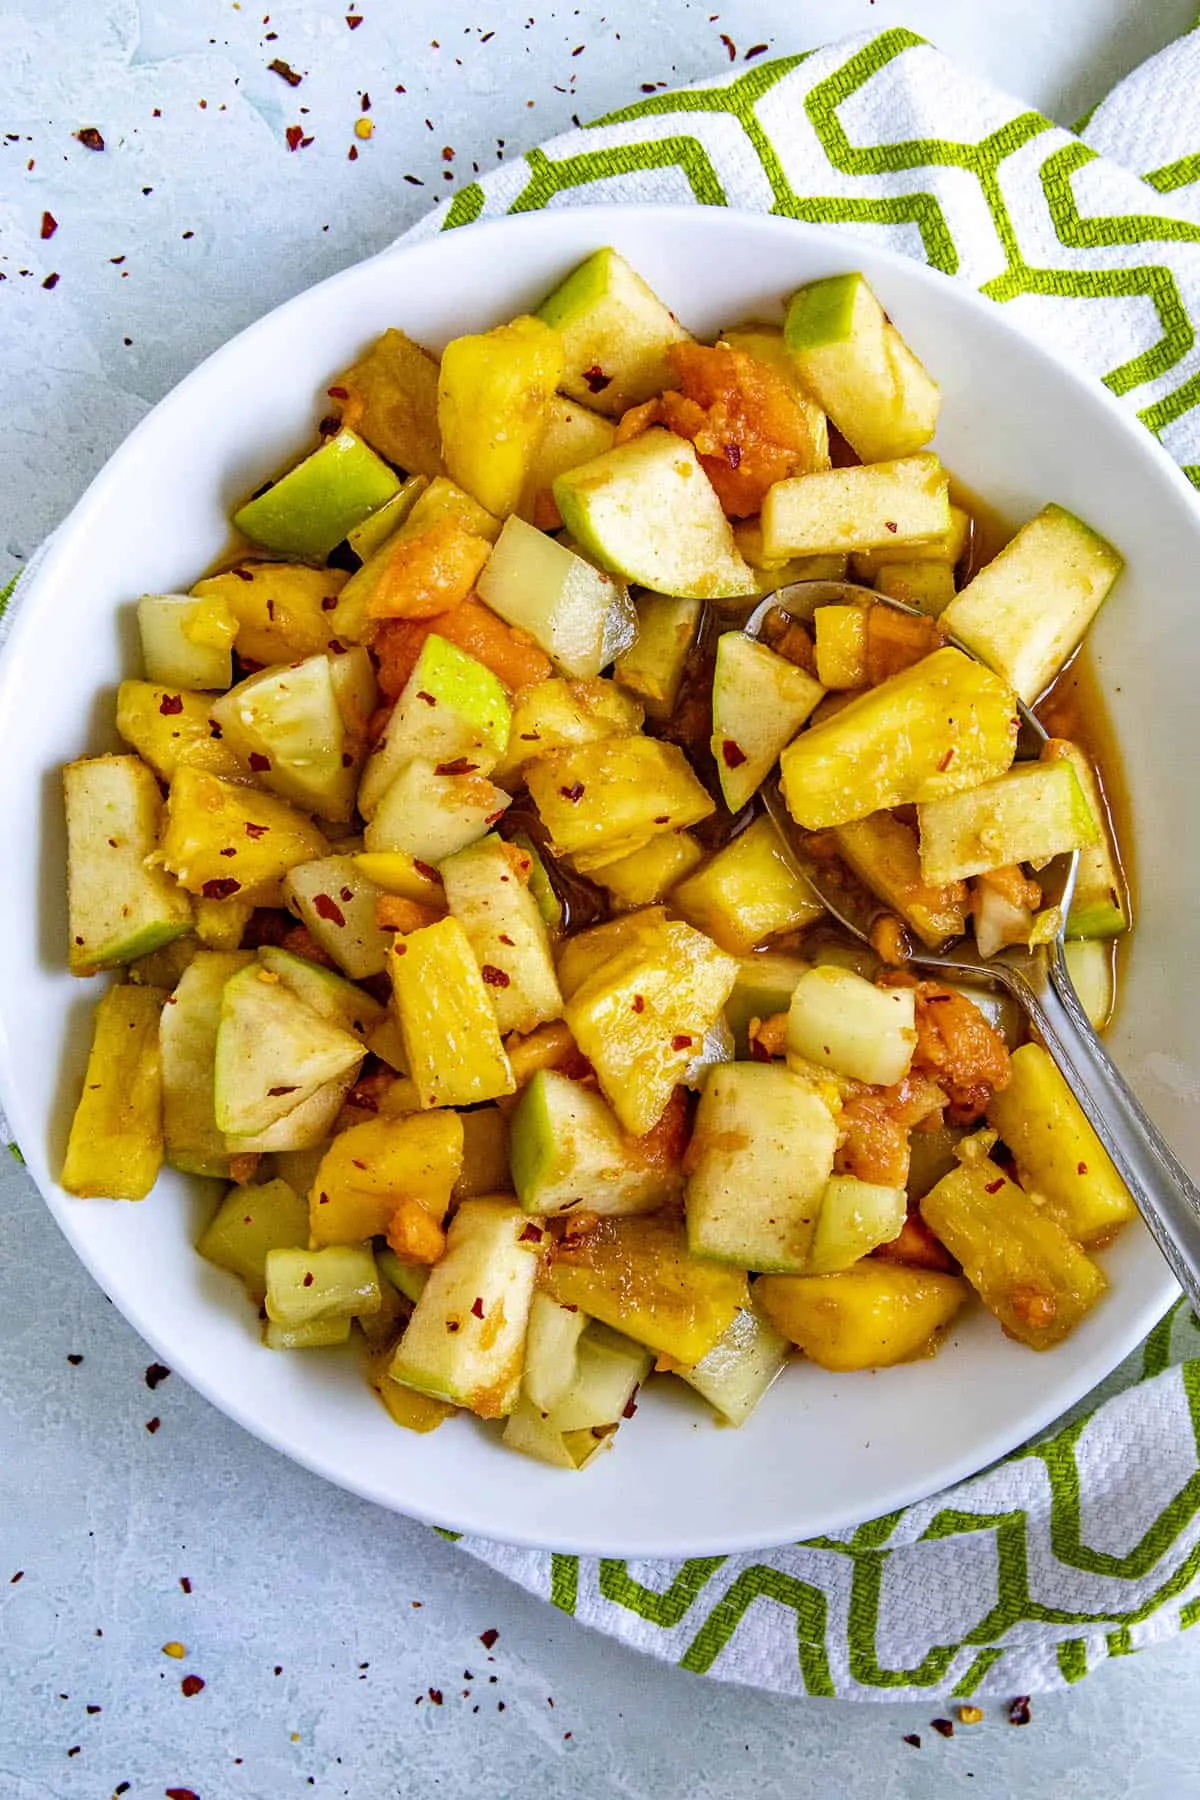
[
  {"x1": 308, "y1": 1112, "x2": 464, "y2": 1245},
  {"x1": 758, "y1": 1262, "x2": 968, "y2": 1370},
  {"x1": 526, "y1": 734, "x2": 714, "y2": 864}
]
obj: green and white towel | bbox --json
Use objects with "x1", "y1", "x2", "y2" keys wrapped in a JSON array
[
  {"x1": 10, "y1": 19, "x2": 1200, "y2": 1707},
  {"x1": 407, "y1": 24, "x2": 1200, "y2": 1700}
]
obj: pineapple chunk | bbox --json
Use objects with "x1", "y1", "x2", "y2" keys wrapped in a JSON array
[
  {"x1": 761, "y1": 454, "x2": 950, "y2": 561},
  {"x1": 399, "y1": 474, "x2": 503, "y2": 543},
  {"x1": 670, "y1": 816, "x2": 824, "y2": 956},
  {"x1": 476, "y1": 513, "x2": 632, "y2": 680},
  {"x1": 806, "y1": 1176, "x2": 908, "y2": 1274},
  {"x1": 440, "y1": 835, "x2": 562, "y2": 1036},
  {"x1": 874, "y1": 560, "x2": 957, "y2": 617},
  {"x1": 61, "y1": 985, "x2": 166, "y2": 1200},
  {"x1": 438, "y1": 314, "x2": 565, "y2": 518},
  {"x1": 389, "y1": 919, "x2": 516, "y2": 1108},
  {"x1": 545, "y1": 1212, "x2": 748, "y2": 1364},
  {"x1": 210, "y1": 653, "x2": 360, "y2": 822},
  {"x1": 758, "y1": 1263, "x2": 968, "y2": 1370},
  {"x1": 920, "y1": 1151, "x2": 1107, "y2": 1350},
  {"x1": 358, "y1": 632, "x2": 511, "y2": 816},
  {"x1": 233, "y1": 428, "x2": 400, "y2": 560},
  {"x1": 331, "y1": 327, "x2": 445, "y2": 478},
  {"x1": 986, "y1": 1043, "x2": 1135, "y2": 1246},
  {"x1": 159, "y1": 768, "x2": 329, "y2": 901},
  {"x1": 916, "y1": 760, "x2": 1098, "y2": 885},
  {"x1": 787, "y1": 966, "x2": 917, "y2": 1087},
  {"x1": 352, "y1": 851, "x2": 445, "y2": 909},
  {"x1": 710, "y1": 631, "x2": 825, "y2": 813},
  {"x1": 64, "y1": 755, "x2": 193, "y2": 974},
  {"x1": 833, "y1": 812, "x2": 967, "y2": 948},
  {"x1": 526, "y1": 735, "x2": 714, "y2": 863},
  {"x1": 779, "y1": 647, "x2": 1018, "y2": 831},
  {"x1": 192, "y1": 563, "x2": 348, "y2": 666},
  {"x1": 614, "y1": 593, "x2": 703, "y2": 722},
  {"x1": 194, "y1": 894, "x2": 255, "y2": 950},
  {"x1": 591, "y1": 831, "x2": 704, "y2": 909},
  {"x1": 283, "y1": 854, "x2": 390, "y2": 979},
  {"x1": 308, "y1": 1112, "x2": 464, "y2": 1245},
  {"x1": 214, "y1": 963, "x2": 365, "y2": 1138},
  {"x1": 814, "y1": 605, "x2": 867, "y2": 690},
  {"x1": 363, "y1": 759, "x2": 510, "y2": 862},
  {"x1": 138, "y1": 592, "x2": 236, "y2": 691},
  {"x1": 494, "y1": 676, "x2": 643, "y2": 787},
  {"x1": 562, "y1": 907, "x2": 737, "y2": 1134},
  {"x1": 197, "y1": 1177, "x2": 309, "y2": 1294}
]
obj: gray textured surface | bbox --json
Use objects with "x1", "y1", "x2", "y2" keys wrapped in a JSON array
[{"x1": 5, "y1": 2, "x2": 1200, "y2": 1795}]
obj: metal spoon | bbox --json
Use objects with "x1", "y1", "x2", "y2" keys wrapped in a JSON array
[{"x1": 744, "y1": 583, "x2": 1200, "y2": 1313}]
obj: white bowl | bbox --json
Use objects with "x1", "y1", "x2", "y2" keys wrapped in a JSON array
[{"x1": 1, "y1": 206, "x2": 1192, "y2": 1557}]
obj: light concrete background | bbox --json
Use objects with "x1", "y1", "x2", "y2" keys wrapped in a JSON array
[{"x1": 4, "y1": 3, "x2": 1200, "y2": 1795}]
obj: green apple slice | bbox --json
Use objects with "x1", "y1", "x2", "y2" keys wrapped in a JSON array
[
  {"x1": 283, "y1": 854, "x2": 391, "y2": 979},
  {"x1": 536, "y1": 247, "x2": 691, "y2": 416},
  {"x1": 210, "y1": 653, "x2": 358, "y2": 822},
  {"x1": 614, "y1": 593, "x2": 702, "y2": 721},
  {"x1": 710, "y1": 631, "x2": 825, "y2": 812},
  {"x1": 256, "y1": 945, "x2": 387, "y2": 1038},
  {"x1": 233, "y1": 428, "x2": 401, "y2": 560},
  {"x1": 476, "y1": 514, "x2": 631, "y2": 679},
  {"x1": 213, "y1": 963, "x2": 365, "y2": 1138},
  {"x1": 161, "y1": 949, "x2": 254, "y2": 1176},
  {"x1": 440, "y1": 835, "x2": 562, "y2": 1036},
  {"x1": 509, "y1": 1068, "x2": 679, "y2": 1218},
  {"x1": 357, "y1": 632, "x2": 511, "y2": 818},
  {"x1": 64, "y1": 754, "x2": 193, "y2": 975},
  {"x1": 916, "y1": 759, "x2": 1099, "y2": 885},
  {"x1": 519, "y1": 396, "x2": 617, "y2": 518},
  {"x1": 553, "y1": 429, "x2": 754, "y2": 600},
  {"x1": 1054, "y1": 742, "x2": 1128, "y2": 939},
  {"x1": 363, "y1": 759, "x2": 510, "y2": 864}
]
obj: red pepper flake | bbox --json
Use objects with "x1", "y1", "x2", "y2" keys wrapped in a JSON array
[
  {"x1": 632, "y1": 995, "x2": 645, "y2": 1013},
  {"x1": 361, "y1": 91, "x2": 372, "y2": 111},
  {"x1": 285, "y1": 124, "x2": 304, "y2": 151},
  {"x1": 145, "y1": 1416, "x2": 161, "y2": 1434},
  {"x1": 180, "y1": 1576, "x2": 192, "y2": 1593},
  {"x1": 1008, "y1": 1695, "x2": 1032, "y2": 1726},
  {"x1": 267, "y1": 1085, "x2": 298, "y2": 1098},
  {"x1": 10, "y1": 1570, "x2": 23, "y2": 1583},
  {"x1": 581, "y1": 365, "x2": 611, "y2": 394},
  {"x1": 40, "y1": 211, "x2": 57, "y2": 239},
  {"x1": 67, "y1": 1353, "x2": 84, "y2": 1366},
  {"x1": 931, "y1": 1718, "x2": 954, "y2": 1738},
  {"x1": 201, "y1": 878, "x2": 241, "y2": 900},
  {"x1": 479, "y1": 1628, "x2": 500, "y2": 1649},
  {"x1": 721, "y1": 739, "x2": 747, "y2": 769},
  {"x1": 67, "y1": 1746, "x2": 81, "y2": 1757},
  {"x1": 42, "y1": 273, "x2": 60, "y2": 290},
  {"x1": 248, "y1": 751, "x2": 272, "y2": 771},
  {"x1": 470, "y1": 1296, "x2": 485, "y2": 1319},
  {"x1": 313, "y1": 893, "x2": 346, "y2": 927},
  {"x1": 622, "y1": 1392, "x2": 638, "y2": 1419},
  {"x1": 218, "y1": 847, "x2": 237, "y2": 858},
  {"x1": 86, "y1": 1703, "x2": 102, "y2": 1713},
  {"x1": 559, "y1": 782, "x2": 585, "y2": 803},
  {"x1": 414, "y1": 860, "x2": 440, "y2": 882},
  {"x1": 434, "y1": 757, "x2": 479, "y2": 776},
  {"x1": 498, "y1": 933, "x2": 516, "y2": 947},
  {"x1": 145, "y1": 1362, "x2": 170, "y2": 1390},
  {"x1": 653, "y1": 815, "x2": 670, "y2": 825},
  {"x1": 180, "y1": 1674, "x2": 205, "y2": 1698},
  {"x1": 75, "y1": 127, "x2": 105, "y2": 151},
  {"x1": 403, "y1": 174, "x2": 424, "y2": 185},
  {"x1": 346, "y1": 11, "x2": 362, "y2": 25},
  {"x1": 269, "y1": 57, "x2": 302, "y2": 86},
  {"x1": 671, "y1": 1034, "x2": 694, "y2": 1051},
  {"x1": 571, "y1": 43, "x2": 585, "y2": 55},
  {"x1": 416, "y1": 689, "x2": 437, "y2": 706},
  {"x1": 428, "y1": 1687, "x2": 443, "y2": 1705},
  {"x1": 519, "y1": 1225, "x2": 544, "y2": 1243},
  {"x1": 745, "y1": 41, "x2": 769, "y2": 58},
  {"x1": 446, "y1": 1320, "x2": 461, "y2": 1333},
  {"x1": 723, "y1": 442, "x2": 742, "y2": 469},
  {"x1": 166, "y1": 1790, "x2": 200, "y2": 1800},
  {"x1": 302, "y1": 1272, "x2": 314, "y2": 1288},
  {"x1": 884, "y1": 520, "x2": 898, "y2": 533},
  {"x1": 244, "y1": 821, "x2": 268, "y2": 839},
  {"x1": 481, "y1": 965, "x2": 511, "y2": 989},
  {"x1": 937, "y1": 747, "x2": 956, "y2": 772},
  {"x1": 984, "y1": 1177, "x2": 1005, "y2": 1194},
  {"x1": 902, "y1": 1733, "x2": 921, "y2": 1748},
  {"x1": 320, "y1": 593, "x2": 339, "y2": 611},
  {"x1": 719, "y1": 32, "x2": 736, "y2": 59},
  {"x1": 115, "y1": 1784, "x2": 131, "y2": 1795},
  {"x1": 1077, "y1": 1161, "x2": 1088, "y2": 1175}
]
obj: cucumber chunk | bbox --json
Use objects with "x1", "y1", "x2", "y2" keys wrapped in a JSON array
[
  {"x1": 787, "y1": 965, "x2": 917, "y2": 1087},
  {"x1": 675, "y1": 1300, "x2": 791, "y2": 1426},
  {"x1": 138, "y1": 592, "x2": 235, "y2": 691},
  {"x1": 476, "y1": 514, "x2": 631, "y2": 680}
]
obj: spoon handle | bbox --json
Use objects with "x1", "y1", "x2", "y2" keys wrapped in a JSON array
[{"x1": 992, "y1": 945, "x2": 1200, "y2": 1314}]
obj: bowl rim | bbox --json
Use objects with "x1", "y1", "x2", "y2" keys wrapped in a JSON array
[{"x1": 0, "y1": 203, "x2": 1183, "y2": 1556}]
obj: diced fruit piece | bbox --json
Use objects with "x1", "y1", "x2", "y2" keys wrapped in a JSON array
[
  {"x1": 346, "y1": 473, "x2": 431, "y2": 562},
  {"x1": 921, "y1": 1150, "x2": 1107, "y2": 1349},
  {"x1": 389, "y1": 919, "x2": 515, "y2": 1108},
  {"x1": 833, "y1": 812, "x2": 967, "y2": 948},
  {"x1": 160, "y1": 767, "x2": 329, "y2": 900},
  {"x1": 283, "y1": 854, "x2": 390, "y2": 978},
  {"x1": 1044, "y1": 740, "x2": 1129, "y2": 938},
  {"x1": 343, "y1": 519, "x2": 494, "y2": 643},
  {"x1": 214, "y1": 963, "x2": 365, "y2": 1138},
  {"x1": 495, "y1": 676, "x2": 642, "y2": 786},
  {"x1": 233, "y1": 428, "x2": 400, "y2": 560},
  {"x1": 807, "y1": 1176, "x2": 907, "y2": 1274},
  {"x1": 591, "y1": 831, "x2": 704, "y2": 910},
  {"x1": 455, "y1": 1107, "x2": 512, "y2": 1198},
  {"x1": 504, "y1": 1320, "x2": 651, "y2": 1466},
  {"x1": 562, "y1": 907, "x2": 737, "y2": 1134},
  {"x1": 758, "y1": 1262, "x2": 967, "y2": 1370},
  {"x1": 257, "y1": 946, "x2": 386, "y2": 1039},
  {"x1": 537, "y1": 247, "x2": 692, "y2": 415},
  {"x1": 547, "y1": 1212, "x2": 747, "y2": 1364},
  {"x1": 307, "y1": 1112, "x2": 463, "y2": 1246},
  {"x1": 363, "y1": 760, "x2": 510, "y2": 863},
  {"x1": 128, "y1": 937, "x2": 199, "y2": 990},
  {"x1": 475, "y1": 514, "x2": 631, "y2": 680},
  {"x1": 787, "y1": 966, "x2": 916, "y2": 1086},
  {"x1": 671, "y1": 816, "x2": 824, "y2": 956},
  {"x1": 116, "y1": 681, "x2": 245, "y2": 783},
  {"x1": 940, "y1": 505, "x2": 1123, "y2": 705},
  {"x1": 138, "y1": 592, "x2": 235, "y2": 690},
  {"x1": 521, "y1": 1291, "x2": 590, "y2": 1413},
  {"x1": 674, "y1": 1300, "x2": 791, "y2": 1425},
  {"x1": 376, "y1": 1246, "x2": 430, "y2": 1304},
  {"x1": 553, "y1": 429, "x2": 753, "y2": 600},
  {"x1": 197, "y1": 1177, "x2": 309, "y2": 1294},
  {"x1": 331, "y1": 327, "x2": 445, "y2": 478},
  {"x1": 358, "y1": 634, "x2": 511, "y2": 817},
  {"x1": 399, "y1": 474, "x2": 503, "y2": 543},
  {"x1": 659, "y1": 339, "x2": 827, "y2": 515},
  {"x1": 710, "y1": 632, "x2": 825, "y2": 812},
  {"x1": 917, "y1": 760, "x2": 1098, "y2": 885},
  {"x1": 64, "y1": 755, "x2": 192, "y2": 974},
  {"x1": 783, "y1": 272, "x2": 940, "y2": 463},
  {"x1": 440, "y1": 835, "x2": 562, "y2": 1035},
  {"x1": 986, "y1": 1043, "x2": 1135, "y2": 1246},
  {"x1": 1063, "y1": 939, "x2": 1114, "y2": 1030},
  {"x1": 194, "y1": 894, "x2": 255, "y2": 949},
  {"x1": 509, "y1": 1068, "x2": 680, "y2": 1217},
  {"x1": 761, "y1": 454, "x2": 950, "y2": 560},
  {"x1": 210, "y1": 654, "x2": 359, "y2": 821},
  {"x1": 226, "y1": 1074, "x2": 356, "y2": 1155},
  {"x1": 814, "y1": 605, "x2": 867, "y2": 690},
  {"x1": 686, "y1": 1063, "x2": 837, "y2": 1272},
  {"x1": 438, "y1": 314, "x2": 565, "y2": 517},
  {"x1": 850, "y1": 505, "x2": 970, "y2": 579},
  {"x1": 875, "y1": 560, "x2": 957, "y2": 616},
  {"x1": 613, "y1": 593, "x2": 702, "y2": 723},
  {"x1": 352, "y1": 851, "x2": 445, "y2": 907},
  {"x1": 192, "y1": 563, "x2": 348, "y2": 665},
  {"x1": 503, "y1": 836, "x2": 558, "y2": 935},
  {"x1": 389, "y1": 1199, "x2": 544, "y2": 1416},
  {"x1": 779, "y1": 646, "x2": 1018, "y2": 830},
  {"x1": 518, "y1": 395, "x2": 617, "y2": 520},
  {"x1": 265, "y1": 1243, "x2": 381, "y2": 1327},
  {"x1": 264, "y1": 1315, "x2": 353, "y2": 1350},
  {"x1": 526, "y1": 735, "x2": 714, "y2": 863},
  {"x1": 60, "y1": 985, "x2": 166, "y2": 1200},
  {"x1": 724, "y1": 951, "x2": 810, "y2": 1056},
  {"x1": 161, "y1": 949, "x2": 254, "y2": 1176},
  {"x1": 719, "y1": 323, "x2": 832, "y2": 470}
]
